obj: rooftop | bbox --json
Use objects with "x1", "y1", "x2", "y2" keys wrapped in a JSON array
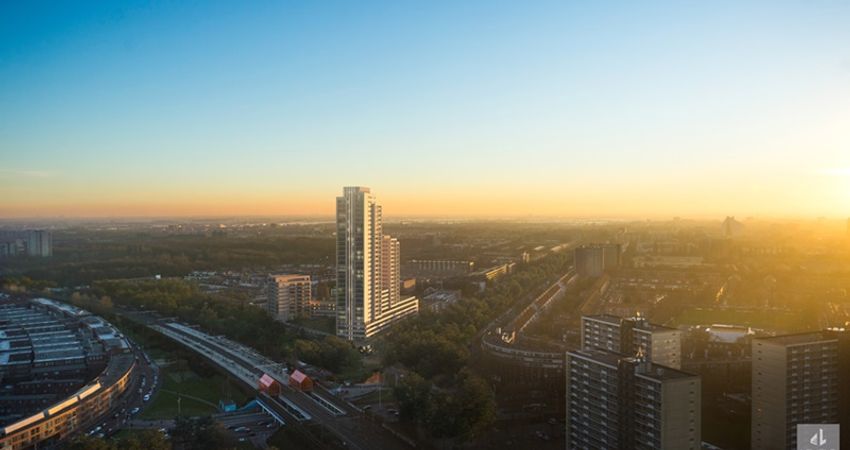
[
  {"x1": 755, "y1": 329, "x2": 848, "y2": 346},
  {"x1": 568, "y1": 349, "x2": 697, "y2": 381},
  {"x1": 583, "y1": 314, "x2": 678, "y2": 332}
]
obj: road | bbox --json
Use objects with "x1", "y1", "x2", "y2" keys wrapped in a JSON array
[{"x1": 119, "y1": 308, "x2": 412, "y2": 450}]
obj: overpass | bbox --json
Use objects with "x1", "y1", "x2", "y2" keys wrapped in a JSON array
[{"x1": 146, "y1": 319, "x2": 411, "y2": 450}]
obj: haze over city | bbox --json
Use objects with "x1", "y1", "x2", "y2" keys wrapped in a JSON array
[
  {"x1": 3, "y1": 1, "x2": 850, "y2": 219},
  {"x1": 4, "y1": 3, "x2": 850, "y2": 450}
]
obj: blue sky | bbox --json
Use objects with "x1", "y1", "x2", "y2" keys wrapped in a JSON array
[{"x1": 2, "y1": 1, "x2": 850, "y2": 217}]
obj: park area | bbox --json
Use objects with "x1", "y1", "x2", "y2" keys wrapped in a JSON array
[{"x1": 140, "y1": 365, "x2": 248, "y2": 419}]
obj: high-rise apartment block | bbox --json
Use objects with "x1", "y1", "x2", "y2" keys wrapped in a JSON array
[
  {"x1": 575, "y1": 243, "x2": 621, "y2": 277},
  {"x1": 267, "y1": 274, "x2": 312, "y2": 322},
  {"x1": 0, "y1": 230, "x2": 52, "y2": 257},
  {"x1": 566, "y1": 350, "x2": 701, "y2": 449},
  {"x1": 582, "y1": 314, "x2": 682, "y2": 369},
  {"x1": 336, "y1": 187, "x2": 418, "y2": 341},
  {"x1": 751, "y1": 329, "x2": 850, "y2": 450}
]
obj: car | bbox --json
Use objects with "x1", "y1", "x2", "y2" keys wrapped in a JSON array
[
  {"x1": 143, "y1": 394, "x2": 151, "y2": 402},
  {"x1": 266, "y1": 424, "x2": 275, "y2": 429},
  {"x1": 234, "y1": 426, "x2": 249, "y2": 432},
  {"x1": 238, "y1": 438, "x2": 246, "y2": 442},
  {"x1": 130, "y1": 407, "x2": 140, "y2": 414}
]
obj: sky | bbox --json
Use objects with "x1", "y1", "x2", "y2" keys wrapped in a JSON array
[{"x1": 1, "y1": 1, "x2": 850, "y2": 219}]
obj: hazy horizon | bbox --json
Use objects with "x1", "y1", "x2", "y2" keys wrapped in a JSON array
[{"x1": 3, "y1": 1, "x2": 850, "y2": 218}]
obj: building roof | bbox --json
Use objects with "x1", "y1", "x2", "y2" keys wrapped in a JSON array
[
  {"x1": 567, "y1": 349, "x2": 697, "y2": 381},
  {"x1": 583, "y1": 314, "x2": 678, "y2": 332},
  {"x1": 290, "y1": 370, "x2": 309, "y2": 384},
  {"x1": 258, "y1": 373, "x2": 276, "y2": 388},
  {"x1": 755, "y1": 329, "x2": 848, "y2": 346}
]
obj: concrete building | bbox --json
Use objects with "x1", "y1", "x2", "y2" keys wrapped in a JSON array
[
  {"x1": 751, "y1": 329, "x2": 850, "y2": 450},
  {"x1": 336, "y1": 187, "x2": 418, "y2": 341},
  {"x1": 266, "y1": 274, "x2": 312, "y2": 322},
  {"x1": 407, "y1": 259, "x2": 475, "y2": 277},
  {"x1": 566, "y1": 350, "x2": 701, "y2": 449},
  {"x1": 575, "y1": 243, "x2": 620, "y2": 277},
  {"x1": 0, "y1": 230, "x2": 52, "y2": 258},
  {"x1": 582, "y1": 314, "x2": 682, "y2": 369}
]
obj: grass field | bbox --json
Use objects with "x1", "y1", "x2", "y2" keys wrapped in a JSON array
[
  {"x1": 114, "y1": 317, "x2": 251, "y2": 419},
  {"x1": 671, "y1": 307, "x2": 814, "y2": 332},
  {"x1": 140, "y1": 366, "x2": 248, "y2": 419}
]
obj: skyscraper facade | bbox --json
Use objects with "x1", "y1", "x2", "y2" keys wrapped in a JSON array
[{"x1": 336, "y1": 186, "x2": 418, "y2": 341}]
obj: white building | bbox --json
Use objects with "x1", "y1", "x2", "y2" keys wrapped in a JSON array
[
  {"x1": 336, "y1": 186, "x2": 418, "y2": 341},
  {"x1": 267, "y1": 274, "x2": 311, "y2": 322}
]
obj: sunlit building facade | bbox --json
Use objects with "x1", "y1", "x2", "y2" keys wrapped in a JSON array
[
  {"x1": 566, "y1": 350, "x2": 701, "y2": 449},
  {"x1": 751, "y1": 329, "x2": 850, "y2": 450},
  {"x1": 582, "y1": 314, "x2": 682, "y2": 369},
  {"x1": 266, "y1": 274, "x2": 312, "y2": 322},
  {"x1": 335, "y1": 186, "x2": 418, "y2": 341}
]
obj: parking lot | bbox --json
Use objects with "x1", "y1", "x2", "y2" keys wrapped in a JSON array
[{"x1": 216, "y1": 411, "x2": 280, "y2": 447}]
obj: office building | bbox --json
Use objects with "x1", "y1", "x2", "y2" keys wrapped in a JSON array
[
  {"x1": 582, "y1": 314, "x2": 682, "y2": 369},
  {"x1": 335, "y1": 187, "x2": 418, "y2": 341},
  {"x1": 267, "y1": 274, "x2": 312, "y2": 322},
  {"x1": 566, "y1": 350, "x2": 701, "y2": 449},
  {"x1": 575, "y1": 243, "x2": 620, "y2": 277},
  {"x1": 751, "y1": 329, "x2": 850, "y2": 450}
]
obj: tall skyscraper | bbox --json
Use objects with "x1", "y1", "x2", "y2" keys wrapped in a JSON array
[
  {"x1": 582, "y1": 314, "x2": 682, "y2": 369},
  {"x1": 566, "y1": 349, "x2": 701, "y2": 449},
  {"x1": 751, "y1": 329, "x2": 850, "y2": 450},
  {"x1": 267, "y1": 274, "x2": 312, "y2": 322},
  {"x1": 336, "y1": 186, "x2": 418, "y2": 341}
]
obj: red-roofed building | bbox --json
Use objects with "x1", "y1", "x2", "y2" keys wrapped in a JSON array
[
  {"x1": 289, "y1": 370, "x2": 313, "y2": 392},
  {"x1": 258, "y1": 373, "x2": 281, "y2": 396}
]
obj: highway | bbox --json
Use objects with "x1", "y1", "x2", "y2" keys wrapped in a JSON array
[{"x1": 144, "y1": 317, "x2": 410, "y2": 450}]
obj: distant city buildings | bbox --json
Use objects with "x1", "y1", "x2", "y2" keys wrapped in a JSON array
[
  {"x1": 472, "y1": 263, "x2": 515, "y2": 282},
  {"x1": 266, "y1": 274, "x2": 312, "y2": 322},
  {"x1": 581, "y1": 314, "x2": 682, "y2": 369},
  {"x1": 336, "y1": 187, "x2": 418, "y2": 341},
  {"x1": 421, "y1": 288, "x2": 461, "y2": 313},
  {"x1": 406, "y1": 259, "x2": 475, "y2": 277},
  {"x1": 721, "y1": 216, "x2": 744, "y2": 237},
  {"x1": 751, "y1": 329, "x2": 850, "y2": 450},
  {"x1": 0, "y1": 230, "x2": 52, "y2": 257},
  {"x1": 565, "y1": 349, "x2": 701, "y2": 449},
  {"x1": 574, "y1": 243, "x2": 620, "y2": 277}
]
